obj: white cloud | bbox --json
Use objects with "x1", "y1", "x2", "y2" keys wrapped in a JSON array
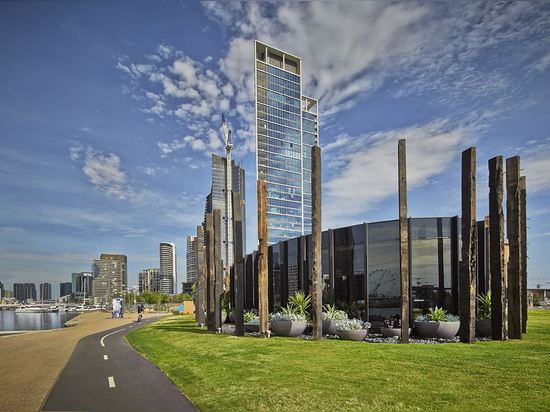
[
  {"x1": 82, "y1": 147, "x2": 127, "y2": 199},
  {"x1": 323, "y1": 119, "x2": 473, "y2": 227},
  {"x1": 157, "y1": 44, "x2": 173, "y2": 59},
  {"x1": 523, "y1": 146, "x2": 550, "y2": 192}
]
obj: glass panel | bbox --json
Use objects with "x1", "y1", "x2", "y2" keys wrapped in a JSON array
[
  {"x1": 287, "y1": 238, "x2": 299, "y2": 296},
  {"x1": 367, "y1": 221, "x2": 400, "y2": 325},
  {"x1": 410, "y1": 218, "x2": 453, "y2": 315}
]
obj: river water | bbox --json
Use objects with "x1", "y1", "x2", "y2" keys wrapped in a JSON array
[{"x1": 0, "y1": 311, "x2": 79, "y2": 331}]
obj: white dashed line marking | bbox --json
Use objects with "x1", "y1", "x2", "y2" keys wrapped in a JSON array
[
  {"x1": 108, "y1": 376, "x2": 116, "y2": 388},
  {"x1": 103, "y1": 355, "x2": 108, "y2": 360},
  {"x1": 100, "y1": 328, "x2": 126, "y2": 347}
]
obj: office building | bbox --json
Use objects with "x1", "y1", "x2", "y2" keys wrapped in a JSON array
[
  {"x1": 138, "y1": 268, "x2": 160, "y2": 293},
  {"x1": 186, "y1": 236, "x2": 198, "y2": 283},
  {"x1": 14, "y1": 283, "x2": 37, "y2": 302},
  {"x1": 39, "y1": 282, "x2": 52, "y2": 301},
  {"x1": 92, "y1": 255, "x2": 126, "y2": 303},
  {"x1": 204, "y1": 152, "x2": 246, "y2": 272},
  {"x1": 160, "y1": 242, "x2": 176, "y2": 294},
  {"x1": 60, "y1": 282, "x2": 72, "y2": 298},
  {"x1": 254, "y1": 40, "x2": 319, "y2": 244},
  {"x1": 0, "y1": 281, "x2": 4, "y2": 300},
  {"x1": 71, "y1": 272, "x2": 93, "y2": 302}
]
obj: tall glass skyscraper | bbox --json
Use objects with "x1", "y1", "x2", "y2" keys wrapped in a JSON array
[{"x1": 254, "y1": 41, "x2": 319, "y2": 244}]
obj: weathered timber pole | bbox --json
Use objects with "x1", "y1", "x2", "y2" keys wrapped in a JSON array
[
  {"x1": 232, "y1": 191, "x2": 245, "y2": 336},
  {"x1": 205, "y1": 213, "x2": 215, "y2": 332},
  {"x1": 398, "y1": 139, "x2": 410, "y2": 344},
  {"x1": 520, "y1": 176, "x2": 527, "y2": 334},
  {"x1": 489, "y1": 156, "x2": 507, "y2": 340},
  {"x1": 506, "y1": 156, "x2": 522, "y2": 339},
  {"x1": 196, "y1": 225, "x2": 206, "y2": 326},
  {"x1": 257, "y1": 179, "x2": 269, "y2": 337},
  {"x1": 213, "y1": 208, "x2": 223, "y2": 331},
  {"x1": 459, "y1": 147, "x2": 477, "y2": 344},
  {"x1": 311, "y1": 145, "x2": 322, "y2": 340}
]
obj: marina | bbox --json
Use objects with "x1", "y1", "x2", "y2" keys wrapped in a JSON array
[{"x1": 0, "y1": 310, "x2": 79, "y2": 331}]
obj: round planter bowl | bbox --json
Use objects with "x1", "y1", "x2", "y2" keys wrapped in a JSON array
[
  {"x1": 228, "y1": 311, "x2": 235, "y2": 324},
  {"x1": 380, "y1": 327, "x2": 412, "y2": 338},
  {"x1": 270, "y1": 320, "x2": 307, "y2": 337},
  {"x1": 322, "y1": 319, "x2": 341, "y2": 335},
  {"x1": 414, "y1": 321, "x2": 460, "y2": 339},
  {"x1": 244, "y1": 323, "x2": 259, "y2": 333},
  {"x1": 476, "y1": 319, "x2": 492, "y2": 337},
  {"x1": 336, "y1": 329, "x2": 368, "y2": 341}
]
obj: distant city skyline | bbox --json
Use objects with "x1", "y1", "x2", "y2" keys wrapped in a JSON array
[{"x1": 1, "y1": 2, "x2": 549, "y2": 290}]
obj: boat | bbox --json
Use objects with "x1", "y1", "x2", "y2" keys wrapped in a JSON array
[
  {"x1": 49, "y1": 305, "x2": 60, "y2": 313},
  {"x1": 15, "y1": 305, "x2": 48, "y2": 313}
]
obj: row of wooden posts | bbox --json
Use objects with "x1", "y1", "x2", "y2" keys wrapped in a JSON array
[
  {"x1": 195, "y1": 140, "x2": 527, "y2": 343},
  {"x1": 398, "y1": 141, "x2": 528, "y2": 343}
]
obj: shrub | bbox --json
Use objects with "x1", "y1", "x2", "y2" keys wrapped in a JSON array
[
  {"x1": 415, "y1": 307, "x2": 459, "y2": 322},
  {"x1": 244, "y1": 310, "x2": 258, "y2": 323},
  {"x1": 322, "y1": 304, "x2": 348, "y2": 321},
  {"x1": 336, "y1": 318, "x2": 371, "y2": 331},
  {"x1": 271, "y1": 304, "x2": 306, "y2": 322},
  {"x1": 477, "y1": 292, "x2": 491, "y2": 320},
  {"x1": 288, "y1": 291, "x2": 311, "y2": 319}
]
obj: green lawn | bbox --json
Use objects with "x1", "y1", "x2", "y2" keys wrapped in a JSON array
[{"x1": 127, "y1": 310, "x2": 550, "y2": 411}]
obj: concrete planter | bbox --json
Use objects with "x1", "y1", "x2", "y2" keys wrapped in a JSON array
[
  {"x1": 336, "y1": 329, "x2": 368, "y2": 341},
  {"x1": 414, "y1": 321, "x2": 460, "y2": 339},
  {"x1": 476, "y1": 319, "x2": 492, "y2": 337},
  {"x1": 380, "y1": 327, "x2": 411, "y2": 338},
  {"x1": 244, "y1": 323, "x2": 259, "y2": 333},
  {"x1": 322, "y1": 319, "x2": 341, "y2": 335},
  {"x1": 271, "y1": 320, "x2": 307, "y2": 337}
]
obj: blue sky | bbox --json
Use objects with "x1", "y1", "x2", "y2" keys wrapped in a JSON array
[{"x1": 1, "y1": 1, "x2": 549, "y2": 295}]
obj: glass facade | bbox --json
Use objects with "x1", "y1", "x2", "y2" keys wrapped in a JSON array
[
  {"x1": 242, "y1": 217, "x2": 468, "y2": 327},
  {"x1": 255, "y1": 41, "x2": 318, "y2": 244}
]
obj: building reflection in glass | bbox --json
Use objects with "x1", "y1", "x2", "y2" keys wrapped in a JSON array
[{"x1": 242, "y1": 217, "x2": 464, "y2": 324}]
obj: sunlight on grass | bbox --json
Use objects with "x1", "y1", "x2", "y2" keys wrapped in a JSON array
[{"x1": 127, "y1": 310, "x2": 550, "y2": 411}]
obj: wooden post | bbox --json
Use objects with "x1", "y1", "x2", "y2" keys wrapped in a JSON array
[
  {"x1": 520, "y1": 176, "x2": 527, "y2": 334},
  {"x1": 213, "y1": 209, "x2": 223, "y2": 331},
  {"x1": 257, "y1": 179, "x2": 269, "y2": 337},
  {"x1": 506, "y1": 156, "x2": 522, "y2": 339},
  {"x1": 398, "y1": 139, "x2": 409, "y2": 344},
  {"x1": 459, "y1": 147, "x2": 477, "y2": 344},
  {"x1": 489, "y1": 156, "x2": 506, "y2": 340},
  {"x1": 196, "y1": 225, "x2": 206, "y2": 326},
  {"x1": 311, "y1": 145, "x2": 322, "y2": 340},
  {"x1": 232, "y1": 191, "x2": 245, "y2": 336},
  {"x1": 205, "y1": 213, "x2": 215, "y2": 332}
]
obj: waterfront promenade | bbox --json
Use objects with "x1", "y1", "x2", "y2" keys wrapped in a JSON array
[{"x1": 0, "y1": 312, "x2": 141, "y2": 411}]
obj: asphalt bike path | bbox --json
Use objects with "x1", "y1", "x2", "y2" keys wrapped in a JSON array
[{"x1": 42, "y1": 316, "x2": 197, "y2": 412}]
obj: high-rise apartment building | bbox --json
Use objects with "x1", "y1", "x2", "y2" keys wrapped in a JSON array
[
  {"x1": 71, "y1": 272, "x2": 93, "y2": 301},
  {"x1": 60, "y1": 282, "x2": 72, "y2": 297},
  {"x1": 254, "y1": 40, "x2": 319, "y2": 244},
  {"x1": 39, "y1": 282, "x2": 52, "y2": 301},
  {"x1": 99, "y1": 254, "x2": 127, "y2": 292},
  {"x1": 0, "y1": 281, "x2": 4, "y2": 300},
  {"x1": 92, "y1": 255, "x2": 126, "y2": 303},
  {"x1": 186, "y1": 236, "x2": 198, "y2": 283},
  {"x1": 14, "y1": 283, "x2": 37, "y2": 302},
  {"x1": 138, "y1": 268, "x2": 160, "y2": 293},
  {"x1": 159, "y1": 242, "x2": 176, "y2": 294}
]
